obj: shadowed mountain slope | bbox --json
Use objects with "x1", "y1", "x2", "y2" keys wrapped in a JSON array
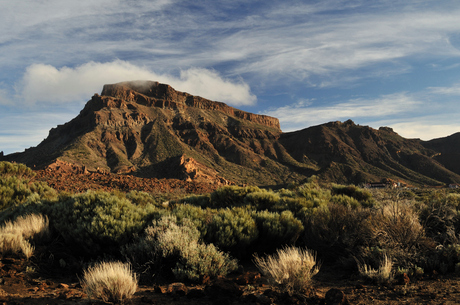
[{"x1": 4, "y1": 81, "x2": 460, "y2": 186}]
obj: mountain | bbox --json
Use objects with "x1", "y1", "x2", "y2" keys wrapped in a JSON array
[{"x1": 4, "y1": 80, "x2": 460, "y2": 187}]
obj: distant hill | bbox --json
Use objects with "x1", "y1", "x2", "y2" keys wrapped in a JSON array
[{"x1": 4, "y1": 81, "x2": 460, "y2": 187}]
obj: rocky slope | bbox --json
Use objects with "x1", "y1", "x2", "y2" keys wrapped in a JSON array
[{"x1": 4, "y1": 81, "x2": 460, "y2": 186}]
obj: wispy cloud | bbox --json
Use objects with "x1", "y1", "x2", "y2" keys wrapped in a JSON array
[
  {"x1": 16, "y1": 61, "x2": 256, "y2": 106},
  {"x1": 265, "y1": 92, "x2": 421, "y2": 131},
  {"x1": 428, "y1": 84, "x2": 460, "y2": 95},
  {"x1": 3, "y1": 1, "x2": 460, "y2": 89}
]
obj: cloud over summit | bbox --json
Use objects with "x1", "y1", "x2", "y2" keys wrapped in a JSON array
[{"x1": 18, "y1": 61, "x2": 256, "y2": 106}]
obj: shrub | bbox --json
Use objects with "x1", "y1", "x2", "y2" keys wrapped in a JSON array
[
  {"x1": 295, "y1": 180, "x2": 331, "y2": 204},
  {"x1": 210, "y1": 185, "x2": 261, "y2": 208},
  {"x1": 0, "y1": 161, "x2": 35, "y2": 178},
  {"x1": 365, "y1": 200, "x2": 432, "y2": 268},
  {"x1": 332, "y1": 184, "x2": 375, "y2": 207},
  {"x1": 206, "y1": 207, "x2": 258, "y2": 257},
  {"x1": 179, "y1": 193, "x2": 211, "y2": 207},
  {"x1": 253, "y1": 246, "x2": 320, "y2": 295},
  {"x1": 81, "y1": 261, "x2": 137, "y2": 304},
  {"x1": 0, "y1": 175, "x2": 57, "y2": 211},
  {"x1": 50, "y1": 191, "x2": 156, "y2": 256},
  {"x1": 244, "y1": 190, "x2": 281, "y2": 210},
  {"x1": 172, "y1": 204, "x2": 213, "y2": 237},
  {"x1": 331, "y1": 194, "x2": 361, "y2": 209},
  {"x1": 419, "y1": 192, "x2": 459, "y2": 245},
  {"x1": 126, "y1": 190, "x2": 159, "y2": 207},
  {"x1": 123, "y1": 216, "x2": 238, "y2": 282},
  {"x1": 302, "y1": 203, "x2": 373, "y2": 262},
  {"x1": 420, "y1": 244, "x2": 460, "y2": 274},
  {"x1": 252, "y1": 210, "x2": 304, "y2": 253}
]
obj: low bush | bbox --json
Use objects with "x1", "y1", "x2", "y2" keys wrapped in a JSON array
[
  {"x1": 206, "y1": 207, "x2": 258, "y2": 257},
  {"x1": 0, "y1": 161, "x2": 35, "y2": 178},
  {"x1": 252, "y1": 210, "x2": 304, "y2": 253},
  {"x1": 254, "y1": 246, "x2": 320, "y2": 295},
  {"x1": 123, "y1": 216, "x2": 238, "y2": 282},
  {"x1": 0, "y1": 175, "x2": 57, "y2": 211},
  {"x1": 244, "y1": 190, "x2": 281, "y2": 210},
  {"x1": 81, "y1": 261, "x2": 137, "y2": 304},
  {"x1": 331, "y1": 194, "x2": 361, "y2": 209},
  {"x1": 302, "y1": 203, "x2": 373, "y2": 262},
  {"x1": 172, "y1": 204, "x2": 214, "y2": 237},
  {"x1": 126, "y1": 190, "x2": 159, "y2": 207},
  {"x1": 419, "y1": 192, "x2": 460, "y2": 245},
  {"x1": 209, "y1": 185, "x2": 261, "y2": 208},
  {"x1": 50, "y1": 191, "x2": 156, "y2": 256},
  {"x1": 332, "y1": 184, "x2": 375, "y2": 207},
  {"x1": 365, "y1": 201, "x2": 432, "y2": 268}
]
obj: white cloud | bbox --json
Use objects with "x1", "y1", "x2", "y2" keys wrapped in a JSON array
[
  {"x1": 428, "y1": 84, "x2": 460, "y2": 95},
  {"x1": 17, "y1": 61, "x2": 256, "y2": 106},
  {"x1": 265, "y1": 92, "x2": 421, "y2": 131},
  {"x1": 386, "y1": 121, "x2": 460, "y2": 141}
]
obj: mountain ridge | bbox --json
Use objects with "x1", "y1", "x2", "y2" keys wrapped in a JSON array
[{"x1": 3, "y1": 81, "x2": 460, "y2": 187}]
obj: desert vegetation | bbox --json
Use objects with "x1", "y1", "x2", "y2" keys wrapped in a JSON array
[{"x1": 3, "y1": 161, "x2": 460, "y2": 302}]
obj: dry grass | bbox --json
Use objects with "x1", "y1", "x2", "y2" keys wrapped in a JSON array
[
  {"x1": 0, "y1": 214, "x2": 49, "y2": 259},
  {"x1": 253, "y1": 246, "x2": 320, "y2": 295},
  {"x1": 81, "y1": 261, "x2": 138, "y2": 304},
  {"x1": 358, "y1": 254, "x2": 393, "y2": 284}
]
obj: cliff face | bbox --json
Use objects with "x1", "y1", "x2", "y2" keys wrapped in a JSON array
[
  {"x1": 100, "y1": 81, "x2": 280, "y2": 130},
  {"x1": 5, "y1": 81, "x2": 460, "y2": 187}
]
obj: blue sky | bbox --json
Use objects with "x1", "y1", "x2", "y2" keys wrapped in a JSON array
[{"x1": 2, "y1": 0, "x2": 460, "y2": 154}]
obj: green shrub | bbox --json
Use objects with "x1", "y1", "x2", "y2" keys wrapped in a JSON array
[
  {"x1": 0, "y1": 161, "x2": 35, "y2": 178},
  {"x1": 206, "y1": 207, "x2": 258, "y2": 257},
  {"x1": 252, "y1": 210, "x2": 304, "y2": 253},
  {"x1": 123, "y1": 216, "x2": 238, "y2": 282},
  {"x1": 331, "y1": 184, "x2": 375, "y2": 207},
  {"x1": 244, "y1": 190, "x2": 281, "y2": 210},
  {"x1": 331, "y1": 194, "x2": 361, "y2": 209},
  {"x1": 302, "y1": 203, "x2": 373, "y2": 262},
  {"x1": 209, "y1": 185, "x2": 261, "y2": 208},
  {"x1": 126, "y1": 190, "x2": 160, "y2": 207},
  {"x1": 295, "y1": 180, "x2": 331, "y2": 204},
  {"x1": 172, "y1": 204, "x2": 213, "y2": 237},
  {"x1": 50, "y1": 191, "x2": 156, "y2": 256},
  {"x1": 0, "y1": 175, "x2": 57, "y2": 211},
  {"x1": 419, "y1": 192, "x2": 460, "y2": 245},
  {"x1": 179, "y1": 194, "x2": 211, "y2": 207}
]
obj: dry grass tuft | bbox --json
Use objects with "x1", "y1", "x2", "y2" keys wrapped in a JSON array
[
  {"x1": 253, "y1": 246, "x2": 320, "y2": 295},
  {"x1": 358, "y1": 254, "x2": 393, "y2": 284},
  {"x1": 81, "y1": 261, "x2": 137, "y2": 304},
  {"x1": 0, "y1": 214, "x2": 49, "y2": 258}
]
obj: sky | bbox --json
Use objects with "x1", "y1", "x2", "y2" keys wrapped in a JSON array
[{"x1": 2, "y1": 0, "x2": 460, "y2": 154}]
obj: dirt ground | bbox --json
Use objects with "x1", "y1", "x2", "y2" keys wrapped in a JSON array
[{"x1": 2, "y1": 253, "x2": 460, "y2": 305}]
